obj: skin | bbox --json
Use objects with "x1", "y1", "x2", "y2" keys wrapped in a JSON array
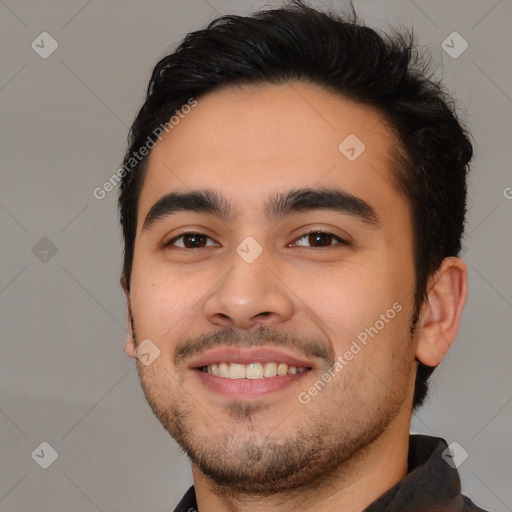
[{"x1": 121, "y1": 82, "x2": 467, "y2": 512}]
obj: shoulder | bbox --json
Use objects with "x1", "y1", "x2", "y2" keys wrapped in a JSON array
[{"x1": 462, "y1": 494, "x2": 491, "y2": 512}]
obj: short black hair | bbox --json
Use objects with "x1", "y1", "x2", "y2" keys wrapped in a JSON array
[{"x1": 118, "y1": 0, "x2": 473, "y2": 410}]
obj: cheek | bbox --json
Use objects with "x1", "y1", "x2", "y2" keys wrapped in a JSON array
[
  {"x1": 288, "y1": 261, "x2": 407, "y2": 345},
  {"x1": 129, "y1": 263, "x2": 204, "y2": 343}
]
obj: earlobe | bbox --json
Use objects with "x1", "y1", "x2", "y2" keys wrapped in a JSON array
[
  {"x1": 124, "y1": 341, "x2": 136, "y2": 359},
  {"x1": 415, "y1": 257, "x2": 468, "y2": 367}
]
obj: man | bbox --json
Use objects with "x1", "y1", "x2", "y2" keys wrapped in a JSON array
[{"x1": 118, "y1": 1, "x2": 488, "y2": 510}]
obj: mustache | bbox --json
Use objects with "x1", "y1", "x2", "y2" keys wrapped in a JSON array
[{"x1": 173, "y1": 325, "x2": 334, "y2": 368}]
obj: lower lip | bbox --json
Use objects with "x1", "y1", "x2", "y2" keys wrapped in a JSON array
[{"x1": 193, "y1": 368, "x2": 312, "y2": 399}]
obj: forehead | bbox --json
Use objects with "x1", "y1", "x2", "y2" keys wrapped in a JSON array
[{"x1": 137, "y1": 82, "x2": 405, "y2": 228}]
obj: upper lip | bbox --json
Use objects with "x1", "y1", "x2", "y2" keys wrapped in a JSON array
[{"x1": 189, "y1": 346, "x2": 315, "y2": 369}]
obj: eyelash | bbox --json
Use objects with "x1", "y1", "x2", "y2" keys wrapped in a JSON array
[{"x1": 164, "y1": 230, "x2": 349, "y2": 249}]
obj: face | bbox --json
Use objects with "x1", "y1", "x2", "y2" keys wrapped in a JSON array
[{"x1": 126, "y1": 82, "x2": 419, "y2": 494}]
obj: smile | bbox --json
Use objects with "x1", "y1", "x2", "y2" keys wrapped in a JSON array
[{"x1": 199, "y1": 362, "x2": 311, "y2": 379}]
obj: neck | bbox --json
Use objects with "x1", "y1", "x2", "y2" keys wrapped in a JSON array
[{"x1": 192, "y1": 411, "x2": 411, "y2": 512}]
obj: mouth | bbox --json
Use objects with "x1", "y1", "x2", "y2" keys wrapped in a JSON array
[
  {"x1": 198, "y1": 361, "x2": 311, "y2": 379},
  {"x1": 190, "y1": 347, "x2": 315, "y2": 399}
]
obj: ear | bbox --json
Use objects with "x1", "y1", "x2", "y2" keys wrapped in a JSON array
[
  {"x1": 415, "y1": 257, "x2": 468, "y2": 367},
  {"x1": 120, "y1": 272, "x2": 137, "y2": 359}
]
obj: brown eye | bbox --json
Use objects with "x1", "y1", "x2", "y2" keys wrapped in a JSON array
[
  {"x1": 294, "y1": 231, "x2": 348, "y2": 248},
  {"x1": 166, "y1": 233, "x2": 216, "y2": 249}
]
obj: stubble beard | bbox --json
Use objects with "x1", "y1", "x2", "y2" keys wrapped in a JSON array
[{"x1": 136, "y1": 343, "x2": 414, "y2": 497}]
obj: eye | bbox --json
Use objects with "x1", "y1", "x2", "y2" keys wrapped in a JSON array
[
  {"x1": 165, "y1": 232, "x2": 218, "y2": 249},
  {"x1": 292, "y1": 231, "x2": 349, "y2": 248}
]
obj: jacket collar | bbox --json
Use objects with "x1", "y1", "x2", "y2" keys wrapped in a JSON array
[{"x1": 365, "y1": 435, "x2": 465, "y2": 511}]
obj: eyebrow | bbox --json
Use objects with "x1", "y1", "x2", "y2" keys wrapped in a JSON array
[{"x1": 141, "y1": 187, "x2": 379, "y2": 232}]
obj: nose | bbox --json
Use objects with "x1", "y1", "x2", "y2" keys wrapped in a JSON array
[{"x1": 202, "y1": 246, "x2": 295, "y2": 330}]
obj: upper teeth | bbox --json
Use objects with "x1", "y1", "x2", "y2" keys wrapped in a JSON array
[{"x1": 203, "y1": 362, "x2": 308, "y2": 379}]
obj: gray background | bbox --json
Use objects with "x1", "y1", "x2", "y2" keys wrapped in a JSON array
[{"x1": 0, "y1": 0, "x2": 511, "y2": 511}]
